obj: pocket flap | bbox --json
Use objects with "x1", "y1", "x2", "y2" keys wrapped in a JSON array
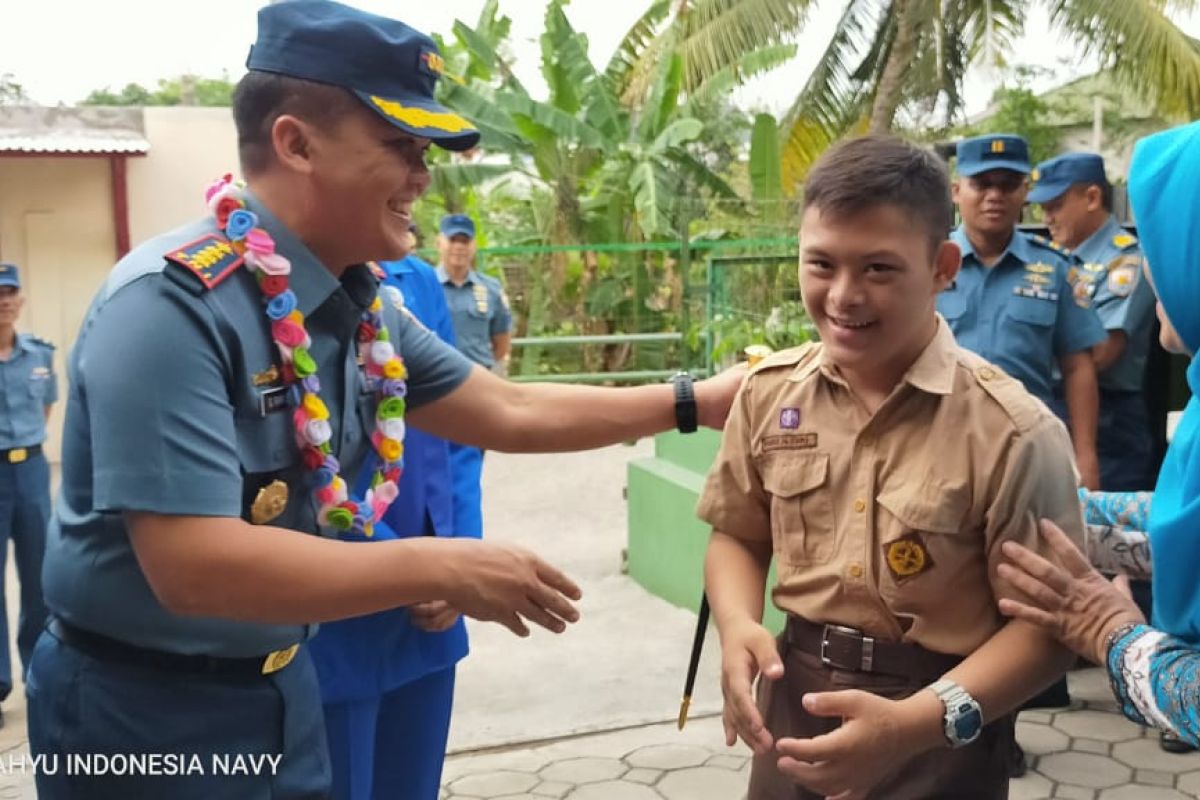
[
  {"x1": 877, "y1": 481, "x2": 970, "y2": 535},
  {"x1": 1007, "y1": 296, "x2": 1056, "y2": 326},
  {"x1": 760, "y1": 452, "x2": 828, "y2": 498}
]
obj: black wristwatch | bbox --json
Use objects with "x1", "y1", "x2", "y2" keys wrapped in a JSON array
[{"x1": 672, "y1": 372, "x2": 698, "y2": 434}]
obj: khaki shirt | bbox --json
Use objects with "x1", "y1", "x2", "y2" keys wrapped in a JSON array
[{"x1": 696, "y1": 319, "x2": 1086, "y2": 656}]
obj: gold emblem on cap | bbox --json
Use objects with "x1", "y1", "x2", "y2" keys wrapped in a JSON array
[
  {"x1": 367, "y1": 96, "x2": 474, "y2": 134},
  {"x1": 250, "y1": 480, "x2": 289, "y2": 525},
  {"x1": 1030, "y1": 168, "x2": 1040, "y2": 182},
  {"x1": 990, "y1": 139, "x2": 1005, "y2": 154}
]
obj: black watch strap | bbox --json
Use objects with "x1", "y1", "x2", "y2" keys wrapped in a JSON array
[{"x1": 672, "y1": 372, "x2": 698, "y2": 434}]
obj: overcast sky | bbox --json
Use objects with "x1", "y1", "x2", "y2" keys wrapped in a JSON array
[{"x1": 5, "y1": 1, "x2": 1200, "y2": 118}]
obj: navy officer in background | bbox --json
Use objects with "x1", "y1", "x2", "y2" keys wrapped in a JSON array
[
  {"x1": 25, "y1": 4, "x2": 742, "y2": 799},
  {"x1": 0, "y1": 263, "x2": 53, "y2": 725},
  {"x1": 1029, "y1": 152, "x2": 1157, "y2": 492}
]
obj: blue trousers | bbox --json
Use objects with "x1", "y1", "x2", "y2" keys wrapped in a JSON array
[
  {"x1": 448, "y1": 444, "x2": 483, "y2": 538},
  {"x1": 1050, "y1": 388, "x2": 1156, "y2": 492},
  {"x1": 27, "y1": 631, "x2": 331, "y2": 799},
  {"x1": 323, "y1": 667, "x2": 455, "y2": 800},
  {"x1": 0, "y1": 451, "x2": 49, "y2": 700}
]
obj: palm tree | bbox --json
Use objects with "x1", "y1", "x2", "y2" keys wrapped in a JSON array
[{"x1": 614, "y1": 0, "x2": 1200, "y2": 187}]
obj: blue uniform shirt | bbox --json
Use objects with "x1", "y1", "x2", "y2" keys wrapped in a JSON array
[
  {"x1": 42, "y1": 194, "x2": 474, "y2": 658},
  {"x1": 0, "y1": 333, "x2": 56, "y2": 449},
  {"x1": 1064, "y1": 217, "x2": 1155, "y2": 392},
  {"x1": 437, "y1": 267, "x2": 511, "y2": 368},
  {"x1": 939, "y1": 226, "x2": 1106, "y2": 405}
]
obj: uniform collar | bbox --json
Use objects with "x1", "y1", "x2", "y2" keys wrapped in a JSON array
[
  {"x1": 436, "y1": 265, "x2": 478, "y2": 286},
  {"x1": 243, "y1": 193, "x2": 342, "y2": 317},
  {"x1": 953, "y1": 225, "x2": 1032, "y2": 267},
  {"x1": 800, "y1": 317, "x2": 956, "y2": 396},
  {"x1": 1071, "y1": 215, "x2": 1123, "y2": 265},
  {"x1": 13, "y1": 332, "x2": 33, "y2": 354}
]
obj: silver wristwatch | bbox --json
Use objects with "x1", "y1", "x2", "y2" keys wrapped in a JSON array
[{"x1": 929, "y1": 679, "x2": 983, "y2": 748}]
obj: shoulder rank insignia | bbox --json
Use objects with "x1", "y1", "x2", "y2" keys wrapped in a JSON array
[
  {"x1": 165, "y1": 234, "x2": 243, "y2": 289},
  {"x1": 1030, "y1": 235, "x2": 1067, "y2": 254},
  {"x1": 1112, "y1": 233, "x2": 1138, "y2": 250}
]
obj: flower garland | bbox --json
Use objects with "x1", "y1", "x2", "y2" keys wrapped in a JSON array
[{"x1": 205, "y1": 174, "x2": 406, "y2": 537}]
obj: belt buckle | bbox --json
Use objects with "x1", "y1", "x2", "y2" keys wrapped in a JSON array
[
  {"x1": 8, "y1": 448, "x2": 27, "y2": 464},
  {"x1": 261, "y1": 644, "x2": 299, "y2": 675},
  {"x1": 820, "y1": 624, "x2": 876, "y2": 672}
]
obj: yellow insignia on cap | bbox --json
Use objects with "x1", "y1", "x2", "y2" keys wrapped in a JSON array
[
  {"x1": 990, "y1": 139, "x2": 1005, "y2": 153},
  {"x1": 423, "y1": 51, "x2": 445, "y2": 75},
  {"x1": 885, "y1": 534, "x2": 932, "y2": 580},
  {"x1": 1030, "y1": 168, "x2": 1040, "y2": 182},
  {"x1": 367, "y1": 95, "x2": 474, "y2": 134},
  {"x1": 1112, "y1": 233, "x2": 1137, "y2": 249}
]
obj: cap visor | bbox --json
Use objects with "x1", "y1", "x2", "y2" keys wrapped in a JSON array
[
  {"x1": 356, "y1": 90, "x2": 480, "y2": 152},
  {"x1": 958, "y1": 160, "x2": 1030, "y2": 177},
  {"x1": 1027, "y1": 181, "x2": 1071, "y2": 204},
  {"x1": 442, "y1": 227, "x2": 475, "y2": 238}
]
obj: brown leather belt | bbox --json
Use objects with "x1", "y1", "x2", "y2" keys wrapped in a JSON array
[{"x1": 786, "y1": 616, "x2": 962, "y2": 680}]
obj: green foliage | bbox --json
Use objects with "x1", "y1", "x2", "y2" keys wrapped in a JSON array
[
  {"x1": 81, "y1": 74, "x2": 236, "y2": 106},
  {"x1": 0, "y1": 73, "x2": 29, "y2": 105},
  {"x1": 966, "y1": 66, "x2": 1061, "y2": 164}
]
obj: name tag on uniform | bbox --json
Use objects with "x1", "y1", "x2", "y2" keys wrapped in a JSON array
[
  {"x1": 762, "y1": 433, "x2": 818, "y2": 452},
  {"x1": 1012, "y1": 286, "x2": 1058, "y2": 302},
  {"x1": 258, "y1": 386, "x2": 290, "y2": 416}
]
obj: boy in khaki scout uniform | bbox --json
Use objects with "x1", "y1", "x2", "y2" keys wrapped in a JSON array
[{"x1": 699, "y1": 135, "x2": 1085, "y2": 799}]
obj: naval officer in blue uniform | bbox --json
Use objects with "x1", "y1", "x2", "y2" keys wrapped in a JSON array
[
  {"x1": 1029, "y1": 152, "x2": 1158, "y2": 492},
  {"x1": 310, "y1": 227, "x2": 474, "y2": 800},
  {"x1": 939, "y1": 134, "x2": 1106, "y2": 488},
  {"x1": 25, "y1": 5, "x2": 743, "y2": 798},
  {"x1": 0, "y1": 263, "x2": 54, "y2": 722}
]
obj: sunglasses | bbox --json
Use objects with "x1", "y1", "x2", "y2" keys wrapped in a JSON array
[{"x1": 968, "y1": 173, "x2": 1027, "y2": 194}]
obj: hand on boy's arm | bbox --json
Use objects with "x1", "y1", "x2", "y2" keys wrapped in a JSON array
[
  {"x1": 775, "y1": 689, "x2": 944, "y2": 800},
  {"x1": 719, "y1": 618, "x2": 782, "y2": 754}
]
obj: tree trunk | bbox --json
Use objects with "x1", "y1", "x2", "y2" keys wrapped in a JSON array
[{"x1": 868, "y1": 0, "x2": 919, "y2": 134}]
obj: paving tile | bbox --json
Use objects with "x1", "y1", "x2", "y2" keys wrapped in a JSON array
[
  {"x1": 538, "y1": 758, "x2": 626, "y2": 784},
  {"x1": 494, "y1": 795, "x2": 542, "y2": 800},
  {"x1": 1038, "y1": 752, "x2": 1131, "y2": 789},
  {"x1": 532, "y1": 781, "x2": 573, "y2": 798},
  {"x1": 1069, "y1": 669, "x2": 1122, "y2": 710},
  {"x1": 1098, "y1": 787, "x2": 1190, "y2": 800},
  {"x1": 623, "y1": 768, "x2": 661, "y2": 785},
  {"x1": 565, "y1": 781, "x2": 661, "y2": 800},
  {"x1": 1136, "y1": 769, "x2": 1178, "y2": 788},
  {"x1": 1178, "y1": 769, "x2": 1200, "y2": 796},
  {"x1": 1007, "y1": 770, "x2": 1054, "y2": 800},
  {"x1": 657, "y1": 766, "x2": 749, "y2": 800},
  {"x1": 625, "y1": 744, "x2": 711, "y2": 770},
  {"x1": 1021, "y1": 710, "x2": 1055, "y2": 725},
  {"x1": 1054, "y1": 786, "x2": 1096, "y2": 800},
  {"x1": 1054, "y1": 710, "x2": 1145, "y2": 743},
  {"x1": 706, "y1": 754, "x2": 747, "y2": 771},
  {"x1": 1113, "y1": 738, "x2": 1200, "y2": 773},
  {"x1": 1074, "y1": 738, "x2": 1111, "y2": 755},
  {"x1": 1018, "y1": 720, "x2": 1071, "y2": 755},
  {"x1": 450, "y1": 771, "x2": 539, "y2": 798}
]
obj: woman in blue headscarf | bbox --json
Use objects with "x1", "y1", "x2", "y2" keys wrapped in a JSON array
[{"x1": 998, "y1": 119, "x2": 1200, "y2": 745}]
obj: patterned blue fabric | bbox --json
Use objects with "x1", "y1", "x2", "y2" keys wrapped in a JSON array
[
  {"x1": 1080, "y1": 488, "x2": 1152, "y2": 531},
  {"x1": 1109, "y1": 625, "x2": 1200, "y2": 745}
]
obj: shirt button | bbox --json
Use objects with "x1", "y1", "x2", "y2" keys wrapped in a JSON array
[
  {"x1": 847, "y1": 563, "x2": 863, "y2": 579},
  {"x1": 853, "y1": 499, "x2": 866, "y2": 513},
  {"x1": 978, "y1": 366, "x2": 996, "y2": 381}
]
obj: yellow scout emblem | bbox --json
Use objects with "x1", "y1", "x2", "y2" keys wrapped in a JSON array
[
  {"x1": 1108, "y1": 260, "x2": 1139, "y2": 298},
  {"x1": 1025, "y1": 262, "x2": 1053, "y2": 274},
  {"x1": 262, "y1": 644, "x2": 299, "y2": 675},
  {"x1": 165, "y1": 234, "x2": 244, "y2": 289},
  {"x1": 1112, "y1": 233, "x2": 1137, "y2": 250},
  {"x1": 884, "y1": 534, "x2": 933, "y2": 581},
  {"x1": 251, "y1": 365, "x2": 280, "y2": 387},
  {"x1": 473, "y1": 284, "x2": 489, "y2": 314},
  {"x1": 250, "y1": 480, "x2": 289, "y2": 525}
]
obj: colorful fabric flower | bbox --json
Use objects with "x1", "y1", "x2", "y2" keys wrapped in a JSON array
[
  {"x1": 244, "y1": 228, "x2": 275, "y2": 255},
  {"x1": 225, "y1": 209, "x2": 259, "y2": 240},
  {"x1": 266, "y1": 290, "x2": 298, "y2": 320}
]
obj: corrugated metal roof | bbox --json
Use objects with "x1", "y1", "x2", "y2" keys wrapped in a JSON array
[{"x1": 0, "y1": 130, "x2": 149, "y2": 154}]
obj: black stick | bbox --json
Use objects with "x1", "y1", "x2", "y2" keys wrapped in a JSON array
[{"x1": 677, "y1": 591, "x2": 711, "y2": 729}]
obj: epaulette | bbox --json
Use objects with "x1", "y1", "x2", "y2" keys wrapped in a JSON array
[
  {"x1": 1112, "y1": 232, "x2": 1138, "y2": 251},
  {"x1": 164, "y1": 234, "x2": 243, "y2": 292},
  {"x1": 970, "y1": 363, "x2": 1041, "y2": 434},
  {"x1": 1029, "y1": 234, "x2": 1071, "y2": 257},
  {"x1": 749, "y1": 342, "x2": 818, "y2": 376},
  {"x1": 26, "y1": 335, "x2": 55, "y2": 351}
]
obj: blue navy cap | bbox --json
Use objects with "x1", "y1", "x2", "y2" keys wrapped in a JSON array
[
  {"x1": 956, "y1": 134, "x2": 1031, "y2": 176},
  {"x1": 247, "y1": 0, "x2": 479, "y2": 152},
  {"x1": 0, "y1": 263, "x2": 18, "y2": 289},
  {"x1": 440, "y1": 214, "x2": 476, "y2": 239},
  {"x1": 1028, "y1": 153, "x2": 1109, "y2": 204}
]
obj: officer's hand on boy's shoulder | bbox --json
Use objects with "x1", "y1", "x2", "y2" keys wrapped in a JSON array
[
  {"x1": 696, "y1": 362, "x2": 750, "y2": 430},
  {"x1": 444, "y1": 539, "x2": 582, "y2": 637},
  {"x1": 719, "y1": 618, "x2": 783, "y2": 755},
  {"x1": 774, "y1": 689, "x2": 941, "y2": 799},
  {"x1": 410, "y1": 600, "x2": 461, "y2": 632}
]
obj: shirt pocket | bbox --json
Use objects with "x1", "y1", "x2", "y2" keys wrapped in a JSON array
[
  {"x1": 875, "y1": 480, "x2": 973, "y2": 589},
  {"x1": 1007, "y1": 296, "x2": 1056, "y2": 327},
  {"x1": 235, "y1": 414, "x2": 305, "y2": 529},
  {"x1": 759, "y1": 451, "x2": 836, "y2": 566}
]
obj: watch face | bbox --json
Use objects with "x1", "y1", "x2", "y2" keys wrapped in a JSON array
[{"x1": 954, "y1": 705, "x2": 983, "y2": 742}]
